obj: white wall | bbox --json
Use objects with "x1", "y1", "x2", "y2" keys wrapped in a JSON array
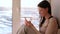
[{"x1": 12, "y1": 0, "x2": 20, "y2": 34}]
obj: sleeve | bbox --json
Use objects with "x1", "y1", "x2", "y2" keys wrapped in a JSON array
[{"x1": 45, "y1": 18, "x2": 58, "y2": 34}]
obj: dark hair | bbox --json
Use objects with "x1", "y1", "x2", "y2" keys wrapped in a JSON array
[{"x1": 38, "y1": 0, "x2": 51, "y2": 27}]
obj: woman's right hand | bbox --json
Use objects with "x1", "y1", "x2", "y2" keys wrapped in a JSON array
[{"x1": 25, "y1": 18, "x2": 33, "y2": 27}]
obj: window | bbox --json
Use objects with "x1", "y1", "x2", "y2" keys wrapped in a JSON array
[
  {"x1": 0, "y1": 0, "x2": 12, "y2": 34},
  {"x1": 20, "y1": 0, "x2": 42, "y2": 31}
]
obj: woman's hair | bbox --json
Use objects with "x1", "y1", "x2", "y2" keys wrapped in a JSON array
[{"x1": 38, "y1": 0, "x2": 51, "y2": 27}]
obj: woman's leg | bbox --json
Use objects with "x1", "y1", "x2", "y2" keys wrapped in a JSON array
[
  {"x1": 17, "y1": 24, "x2": 37, "y2": 34},
  {"x1": 17, "y1": 25, "x2": 26, "y2": 34}
]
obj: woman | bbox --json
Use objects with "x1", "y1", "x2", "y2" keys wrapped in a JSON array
[{"x1": 17, "y1": 0, "x2": 58, "y2": 34}]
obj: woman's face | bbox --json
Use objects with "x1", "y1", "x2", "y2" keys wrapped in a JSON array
[{"x1": 38, "y1": 7, "x2": 48, "y2": 17}]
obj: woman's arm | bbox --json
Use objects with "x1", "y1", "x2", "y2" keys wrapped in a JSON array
[
  {"x1": 45, "y1": 18, "x2": 58, "y2": 34},
  {"x1": 30, "y1": 24, "x2": 41, "y2": 34},
  {"x1": 25, "y1": 19, "x2": 41, "y2": 34}
]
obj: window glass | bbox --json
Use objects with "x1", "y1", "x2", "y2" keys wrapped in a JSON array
[
  {"x1": 0, "y1": 0, "x2": 12, "y2": 34},
  {"x1": 21, "y1": 0, "x2": 42, "y2": 31}
]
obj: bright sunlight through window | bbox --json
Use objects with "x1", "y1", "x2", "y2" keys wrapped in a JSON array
[
  {"x1": 20, "y1": 0, "x2": 42, "y2": 31},
  {"x1": 0, "y1": 0, "x2": 12, "y2": 34}
]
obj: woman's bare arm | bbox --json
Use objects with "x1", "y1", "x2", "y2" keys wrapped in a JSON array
[
  {"x1": 45, "y1": 18, "x2": 58, "y2": 34},
  {"x1": 25, "y1": 18, "x2": 41, "y2": 34},
  {"x1": 30, "y1": 24, "x2": 41, "y2": 34}
]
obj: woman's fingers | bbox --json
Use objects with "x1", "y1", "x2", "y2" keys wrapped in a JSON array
[
  {"x1": 25, "y1": 18, "x2": 30, "y2": 26},
  {"x1": 25, "y1": 18, "x2": 27, "y2": 22},
  {"x1": 25, "y1": 18, "x2": 32, "y2": 27}
]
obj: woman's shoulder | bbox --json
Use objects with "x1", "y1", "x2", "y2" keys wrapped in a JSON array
[
  {"x1": 49, "y1": 16, "x2": 57, "y2": 22},
  {"x1": 49, "y1": 16, "x2": 58, "y2": 25}
]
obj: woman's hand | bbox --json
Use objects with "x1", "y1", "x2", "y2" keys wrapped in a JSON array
[{"x1": 25, "y1": 18, "x2": 33, "y2": 27}]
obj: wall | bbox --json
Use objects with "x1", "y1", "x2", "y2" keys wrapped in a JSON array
[{"x1": 12, "y1": 0, "x2": 20, "y2": 34}]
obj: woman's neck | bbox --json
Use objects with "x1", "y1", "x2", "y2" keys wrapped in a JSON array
[{"x1": 45, "y1": 14, "x2": 51, "y2": 19}]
